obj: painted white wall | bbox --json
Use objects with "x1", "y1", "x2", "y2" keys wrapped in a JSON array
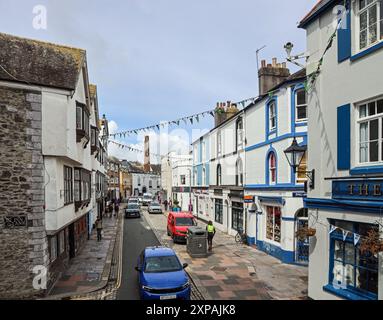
[
  {"x1": 304, "y1": 3, "x2": 383, "y2": 300},
  {"x1": 132, "y1": 173, "x2": 161, "y2": 195}
]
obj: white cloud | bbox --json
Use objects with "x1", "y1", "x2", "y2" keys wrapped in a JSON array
[
  {"x1": 108, "y1": 120, "x2": 119, "y2": 134},
  {"x1": 107, "y1": 121, "x2": 191, "y2": 164}
]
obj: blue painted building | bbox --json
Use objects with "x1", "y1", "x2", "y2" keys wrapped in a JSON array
[
  {"x1": 300, "y1": 0, "x2": 383, "y2": 300},
  {"x1": 244, "y1": 60, "x2": 309, "y2": 265}
]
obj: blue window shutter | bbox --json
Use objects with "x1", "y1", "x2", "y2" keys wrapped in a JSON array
[
  {"x1": 337, "y1": 104, "x2": 351, "y2": 170},
  {"x1": 337, "y1": 7, "x2": 351, "y2": 62}
]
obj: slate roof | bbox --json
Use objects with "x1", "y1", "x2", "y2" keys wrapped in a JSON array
[{"x1": 0, "y1": 32, "x2": 86, "y2": 90}]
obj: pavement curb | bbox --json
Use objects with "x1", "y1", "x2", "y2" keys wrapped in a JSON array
[
  {"x1": 41, "y1": 215, "x2": 122, "y2": 300},
  {"x1": 142, "y1": 210, "x2": 210, "y2": 300}
]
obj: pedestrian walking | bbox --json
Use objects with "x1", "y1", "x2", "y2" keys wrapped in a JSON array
[
  {"x1": 164, "y1": 199, "x2": 168, "y2": 211},
  {"x1": 206, "y1": 221, "x2": 216, "y2": 251},
  {"x1": 169, "y1": 198, "x2": 173, "y2": 211},
  {"x1": 114, "y1": 202, "x2": 119, "y2": 217},
  {"x1": 95, "y1": 218, "x2": 103, "y2": 242}
]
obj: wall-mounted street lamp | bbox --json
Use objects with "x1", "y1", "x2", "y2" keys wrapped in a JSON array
[
  {"x1": 284, "y1": 42, "x2": 309, "y2": 69},
  {"x1": 284, "y1": 137, "x2": 315, "y2": 190}
]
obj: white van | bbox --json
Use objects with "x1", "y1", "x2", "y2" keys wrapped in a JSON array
[{"x1": 142, "y1": 193, "x2": 153, "y2": 206}]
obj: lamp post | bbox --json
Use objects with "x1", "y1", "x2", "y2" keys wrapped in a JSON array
[{"x1": 284, "y1": 137, "x2": 315, "y2": 190}]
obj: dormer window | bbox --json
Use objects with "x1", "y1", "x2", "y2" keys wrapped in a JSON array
[{"x1": 358, "y1": 0, "x2": 383, "y2": 50}]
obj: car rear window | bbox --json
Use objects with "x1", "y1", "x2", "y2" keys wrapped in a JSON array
[
  {"x1": 175, "y1": 217, "x2": 196, "y2": 226},
  {"x1": 144, "y1": 256, "x2": 182, "y2": 273},
  {"x1": 128, "y1": 204, "x2": 139, "y2": 210}
]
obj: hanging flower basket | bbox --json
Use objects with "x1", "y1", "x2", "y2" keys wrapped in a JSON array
[
  {"x1": 360, "y1": 229, "x2": 383, "y2": 255},
  {"x1": 307, "y1": 228, "x2": 317, "y2": 237},
  {"x1": 295, "y1": 227, "x2": 316, "y2": 240}
]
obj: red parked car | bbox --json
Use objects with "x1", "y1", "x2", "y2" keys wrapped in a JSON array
[{"x1": 167, "y1": 212, "x2": 197, "y2": 243}]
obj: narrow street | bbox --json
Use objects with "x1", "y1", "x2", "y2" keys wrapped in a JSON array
[{"x1": 116, "y1": 213, "x2": 161, "y2": 300}]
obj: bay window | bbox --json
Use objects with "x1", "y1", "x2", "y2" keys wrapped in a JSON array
[
  {"x1": 358, "y1": 0, "x2": 382, "y2": 50},
  {"x1": 76, "y1": 102, "x2": 90, "y2": 142},
  {"x1": 74, "y1": 168, "x2": 91, "y2": 210},
  {"x1": 358, "y1": 98, "x2": 383, "y2": 163},
  {"x1": 266, "y1": 206, "x2": 281, "y2": 243},
  {"x1": 91, "y1": 126, "x2": 99, "y2": 154}
]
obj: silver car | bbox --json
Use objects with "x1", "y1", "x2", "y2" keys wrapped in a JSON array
[{"x1": 148, "y1": 201, "x2": 162, "y2": 214}]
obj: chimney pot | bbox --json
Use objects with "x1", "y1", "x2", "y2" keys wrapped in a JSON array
[{"x1": 261, "y1": 60, "x2": 266, "y2": 68}]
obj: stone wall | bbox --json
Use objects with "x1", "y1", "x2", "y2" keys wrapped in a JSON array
[{"x1": 0, "y1": 86, "x2": 49, "y2": 299}]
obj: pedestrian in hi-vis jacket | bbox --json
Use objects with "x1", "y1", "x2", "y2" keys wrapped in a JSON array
[{"x1": 206, "y1": 221, "x2": 216, "y2": 251}]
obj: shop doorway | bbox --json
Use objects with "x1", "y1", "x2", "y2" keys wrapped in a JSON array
[
  {"x1": 295, "y1": 208, "x2": 309, "y2": 264},
  {"x1": 68, "y1": 224, "x2": 75, "y2": 259}
]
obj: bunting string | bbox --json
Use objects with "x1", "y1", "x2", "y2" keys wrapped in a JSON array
[
  {"x1": 105, "y1": 96, "x2": 259, "y2": 139},
  {"x1": 309, "y1": 211, "x2": 382, "y2": 247},
  {"x1": 109, "y1": 140, "x2": 191, "y2": 161}
]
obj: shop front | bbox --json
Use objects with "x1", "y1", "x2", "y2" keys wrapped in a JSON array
[
  {"x1": 192, "y1": 187, "x2": 210, "y2": 221},
  {"x1": 245, "y1": 189, "x2": 306, "y2": 264},
  {"x1": 305, "y1": 179, "x2": 383, "y2": 300}
]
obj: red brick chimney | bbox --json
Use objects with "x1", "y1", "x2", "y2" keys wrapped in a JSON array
[{"x1": 258, "y1": 58, "x2": 290, "y2": 96}]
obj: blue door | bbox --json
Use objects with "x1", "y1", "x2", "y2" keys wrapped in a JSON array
[{"x1": 295, "y1": 218, "x2": 309, "y2": 264}]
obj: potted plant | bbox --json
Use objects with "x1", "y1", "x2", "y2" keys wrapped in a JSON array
[{"x1": 360, "y1": 229, "x2": 383, "y2": 255}]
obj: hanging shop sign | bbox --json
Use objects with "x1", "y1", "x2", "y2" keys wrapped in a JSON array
[
  {"x1": 293, "y1": 192, "x2": 307, "y2": 198},
  {"x1": 332, "y1": 179, "x2": 383, "y2": 202}
]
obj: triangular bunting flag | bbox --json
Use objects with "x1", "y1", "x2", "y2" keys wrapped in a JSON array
[
  {"x1": 190, "y1": 118, "x2": 193, "y2": 124},
  {"x1": 329, "y1": 225, "x2": 337, "y2": 235},
  {"x1": 209, "y1": 111, "x2": 214, "y2": 117},
  {"x1": 354, "y1": 234, "x2": 361, "y2": 246},
  {"x1": 342, "y1": 230, "x2": 349, "y2": 241}
]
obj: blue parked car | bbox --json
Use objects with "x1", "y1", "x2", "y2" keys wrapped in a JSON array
[{"x1": 135, "y1": 247, "x2": 191, "y2": 300}]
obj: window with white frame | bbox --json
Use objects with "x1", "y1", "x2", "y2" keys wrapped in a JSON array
[
  {"x1": 180, "y1": 175, "x2": 186, "y2": 185},
  {"x1": 269, "y1": 101, "x2": 277, "y2": 131},
  {"x1": 236, "y1": 117, "x2": 244, "y2": 149},
  {"x1": 216, "y1": 164, "x2": 222, "y2": 186},
  {"x1": 202, "y1": 167, "x2": 206, "y2": 186},
  {"x1": 296, "y1": 88, "x2": 308, "y2": 121},
  {"x1": 358, "y1": 0, "x2": 383, "y2": 51},
  {"x1": 358, "y1": 98, "x2": 383, "y2": 163},
  {"x1": 269, "y1": 152, "x2": 277, "y2": 184},
  {"x1": 217, "y1": 131, "x2": 222, "y2": 156}
]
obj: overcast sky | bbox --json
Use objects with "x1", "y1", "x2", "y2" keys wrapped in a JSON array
[{"x1": 0, "y1": 0, "x2": 317, "y2": 163}]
